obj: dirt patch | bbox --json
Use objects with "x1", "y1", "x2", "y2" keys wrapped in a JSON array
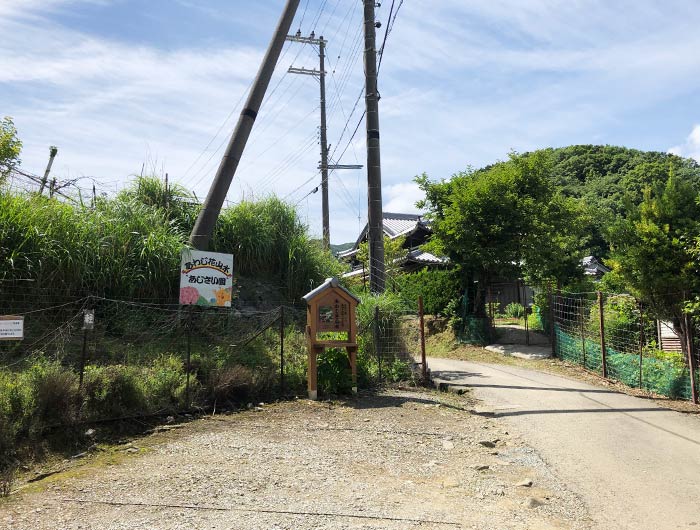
[{"x1": 1, "y1": 389, "x2": 591, "y2": 529}]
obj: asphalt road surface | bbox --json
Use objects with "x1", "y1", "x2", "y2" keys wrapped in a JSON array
[{"x1": 429, "y1": 357, "x2": 700, "y2": 530}]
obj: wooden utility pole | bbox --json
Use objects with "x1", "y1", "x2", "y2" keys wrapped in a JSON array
[
  {"x1": 363, "y1": 0, "x2": 385, "y2": 293},
  {"x1": 189, "y1": 0, "x2": 300, "y2": 249},
  {"x1": 38, "y1": 146, "x2": 58, "y2": 196}
]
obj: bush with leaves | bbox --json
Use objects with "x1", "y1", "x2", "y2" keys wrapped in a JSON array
[{"x1": 395, "y1": 268, "x2": 458, "y2": 315}]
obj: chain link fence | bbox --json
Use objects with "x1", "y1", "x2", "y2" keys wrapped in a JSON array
[{"x1": 553, "y1": 290, "x2": 699, "y2": 401}]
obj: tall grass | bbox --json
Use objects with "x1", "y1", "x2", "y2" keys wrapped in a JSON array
[{"x1": 0, "y1": 176, "x2": 341, "y2": 301}]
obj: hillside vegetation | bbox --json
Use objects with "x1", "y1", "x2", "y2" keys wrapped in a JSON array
[{"x1": 0, "y1": 176, "x2": 342, "y2": 303}]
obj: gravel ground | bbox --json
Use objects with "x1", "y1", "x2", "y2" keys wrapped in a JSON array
[{"x1": 1, "y1": 389, "x2": 592, "y2": 529}]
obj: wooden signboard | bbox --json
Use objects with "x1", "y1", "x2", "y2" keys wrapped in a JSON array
[{"x1": 302, "y1": 277, "x2": 360, "y2": 400}]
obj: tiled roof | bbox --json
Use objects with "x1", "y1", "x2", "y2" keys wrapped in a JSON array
[
  {"x1": 405, "y1": 249, "x2": 448, "y2": 265},
  {"x1": 382, "y1": 212, "x2": 425, "y2": 238},
  {"x1": 582, "y1": 256, "x2": 610, "y2": 276}
]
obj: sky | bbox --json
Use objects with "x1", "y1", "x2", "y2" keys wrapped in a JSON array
[{"x1": 2, "y1": 0, "x2": 700, "y2": 244}]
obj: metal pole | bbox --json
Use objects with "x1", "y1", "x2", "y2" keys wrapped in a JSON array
[
  {"x1": 189, "y1": 0, "x2": 301, "y2": 249},
  {"x1": 580, "y1": 298, "x2": 587, "y2": 368},
  {"x1": 38, "y1": 146, "x2": 58, "y2": 195},
  {"x1": 374, "y1": 305, "x2": 381, "y2": 382},
  {"x1": 548, "y1": 283, "x2": 555, "y2": 357},
  {"x1": 597, "y1": 291, "x2": 607, "y2": 378},
  {"x1": 418, "y1": 296, "x2": 427, "y2": 381},
  {"x1": 685, "y1": 312, "x2": 698, "y2": 404},
  {"x1": 186, "y1": 309, "x2": 192, "y2": 409},
  {"x1": 79, "y1": 325, "x2": 88, "y2": 388},
  {"x1": 525, "y1": 305, "x2": 530, "y2": 346},
  {"x1": 363, "y1": 0, "x2": 385, "y2": 293},
  {"x1": 279, "y1": 305, "x2": 285, "y2": 396},
  {"x1": 638, "y1": 300, "x2": 644, "y2": 389}
]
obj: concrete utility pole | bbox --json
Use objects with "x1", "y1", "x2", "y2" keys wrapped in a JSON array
[
  {"x1": 189, "y1": 0, "x2": 300, "y2": 250},
  {"x1": 287, "y1": 33, "x2": 363, "y2": 251},
  {"x1": 286, "y1": 32, "x2": 331, "y2": 250},
  {"x1": 363, "y1": 0, "x2": 385, "y2": 293},
  {"x1": 38, "y1": 146, "x2": 58, "y2": 196}
]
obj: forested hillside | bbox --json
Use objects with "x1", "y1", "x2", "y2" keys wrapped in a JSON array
[{"x1": 483, "y1": 145, "x2": 700, "y2": 258}]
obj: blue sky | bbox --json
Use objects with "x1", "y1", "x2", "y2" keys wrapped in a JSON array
[{"x1": 2, "y1": 0, "x2": 700, "y2": 243}]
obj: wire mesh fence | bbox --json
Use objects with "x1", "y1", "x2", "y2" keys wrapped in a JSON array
[
  {"x1": 0, "y1": 280, "x2": 428, "y2": 429},
  {"x1": 553, "y1": 290, "x2": 699, "y2": 401}
]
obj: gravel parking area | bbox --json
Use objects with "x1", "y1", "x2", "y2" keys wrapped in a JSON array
[{"x1": 1, "y1": 389, "x2": 591, "y2": 529}]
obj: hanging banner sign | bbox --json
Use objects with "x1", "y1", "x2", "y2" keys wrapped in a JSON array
[
  {"x1": 179, "y1": 249, "x2": 234, "y2": 307},
  {"x1": 0, "y1": 315, "x2": 24, "y2": 340}
]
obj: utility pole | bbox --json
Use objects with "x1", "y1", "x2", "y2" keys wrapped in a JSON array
[
  {"x1": 287, "y1": 32, "x2": 363, "y2": 251},
  {"x1": 286, "y1": 32, "x2": 330, "y2": 250},
  {"x1": 189, "y1": 0, "x2": 300, "y2": 250},
  {"x1": 38, "y1": 146, "x2": 58, "y2": 196},
  {"x1": 363, "y1": 0, "x2": 385, "y2": 293}
]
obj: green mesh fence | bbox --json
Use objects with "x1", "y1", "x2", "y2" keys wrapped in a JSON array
[
  {"x1": 457, "y1": 316, "x2": 492, "y2": 345},
  {"x1": 555, "y1": 324, "x2": 697, "y2": 400}
]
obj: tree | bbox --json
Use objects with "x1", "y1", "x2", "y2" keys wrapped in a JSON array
[
  {"x1": 356, "y1": 235, "x2": 407, "y2": 289},
  {"x1": 609, "y1": 169, "x2": 700, "y2": 354},
  {"x1": 0, "y1": 117, "x2": 22, "y2": 184},
  {"x1": 417, "y1": 151, "x2": 590, "y2": 316}
]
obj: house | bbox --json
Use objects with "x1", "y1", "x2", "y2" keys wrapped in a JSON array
[
  {"x1": 337, "y1": 212, "x2": 447, "y2": 278},
  {"x1": 582, "y1": 256, "x2": 611, "y2": 278}
]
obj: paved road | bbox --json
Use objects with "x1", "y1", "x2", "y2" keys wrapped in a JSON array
[{"x1": 429, "y1": 357, "x2": 700, "y2": 530}]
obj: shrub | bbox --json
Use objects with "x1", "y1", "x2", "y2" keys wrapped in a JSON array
[
  {"x1": 395, "y1": 268, "x2": 459, "y2": 315},
  {"x1": 143, "y1": 355, "x2": 187, "y2": 412},
  {"x1": 82, "y1": 365, "x2": 147, "y2": 419},
  {"x1": 23, "y1": 360, "x2": 79, "y2": 430},
  {"x1": 504, "y1": 302, "x2": 525, "y2": 319},
  {"x1": 317, "y1": 348, "x2": 353, "y2": 396}
]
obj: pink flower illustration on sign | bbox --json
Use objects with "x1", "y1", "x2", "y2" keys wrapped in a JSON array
[{"x1": 179, "y1": 286, "x2": 199, "y2": 305}]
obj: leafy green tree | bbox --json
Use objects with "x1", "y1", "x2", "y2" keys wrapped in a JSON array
[
  {"x1": 356, "y1": 235, "x2": 407, "y2": 288},
  {"x1": 609, "y1": 170, "x2": 700, "y2": 353},
  {"x1": 417, "y1": 152, "x2": 590, "y2": 316},
  {"x1": 0, "y1": 117, "x2": 22, "y2": 183}
]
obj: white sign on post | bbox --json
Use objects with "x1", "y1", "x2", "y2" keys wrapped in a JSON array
[
  {"x1": 179, "y1": 249, "x2": 234, "y2": 307},
  {"x1": 0, "y1": 316, "x2": 24, "y2": 340}
]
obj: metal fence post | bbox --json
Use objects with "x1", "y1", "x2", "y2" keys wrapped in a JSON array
[
  {"x1": 548, "y1": 283, "x2": 555, "y2": 357},
  {"x1": 580, "y1": 298, "x2": 587, "y2": 368},
  {"x1": 418, "y1": 296, "x2": 427, "y2": 381},
  {"x1": 684, "y1": 312, "x2": 698, "y2": 404},
  {"x1": 79, "y1": 319, "x2": 88, "y2": 388},
  {"x1": 185, "y1": 308, "x2": 192, "y2": 409},
  {"x1": 597, "y1": 291, "x2": 607, "y2": 379},
  {"x1": 279, "y1": 305, "x2": 285, "y2": 397},
  {"x1": 373, "y1": 305, "x2": 381, "y2": 382},
  {"x1": 638, "y1": 300, "x2": 644, "y2": 389}
]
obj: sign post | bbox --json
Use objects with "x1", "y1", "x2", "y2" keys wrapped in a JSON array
[
  {"x1": 0, "y1": 316, "x2": 24, "y2": 341},
  {"x1": 179, "y1": 249, "x2": 234, "y2": 307},
  {"x1": 302, "y1": 278, "x2": 360, "y2": 400}
]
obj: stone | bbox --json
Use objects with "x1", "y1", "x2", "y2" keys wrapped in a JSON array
[
  {"x1": 524, "y1": 497, "x2": 544, "y2": 508},
  {"x1": 442, "y1": 440, "x2": 455, "y2": 450},
  {"x1": 478, "y1": 440, "x2": 496, "y2": 448},
  {"x1": 516, "y1": 479, "x2": 534, "y2": 487},
  {"x1": 472, "y1": 464, "x2": 489, "y2": 471}
]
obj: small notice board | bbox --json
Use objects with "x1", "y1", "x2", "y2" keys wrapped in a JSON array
[
  {"x1": 179, "y1": 249, "x2": 234, "y2": 307},
  {"x1": 0, "y1": 316, "x2": 24, "y2": 341}
]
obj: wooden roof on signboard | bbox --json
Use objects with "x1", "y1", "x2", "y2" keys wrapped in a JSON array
[{"x1": 302, "y1": 277, "x2": 360, "y2": 305}]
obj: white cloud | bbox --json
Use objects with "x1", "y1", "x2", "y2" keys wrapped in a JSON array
[
  {"x1": 383, "y1": 182, "x2": 424, "y2": 215},
  {"x1": 669, "y1": 125, "x2": 700, "y2": 162},
  {"x1": 4, "y1": 0, "x2": 700, "y2": 246}
]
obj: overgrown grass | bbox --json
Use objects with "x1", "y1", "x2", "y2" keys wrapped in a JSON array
[{"x1": 0, "y1": 178, "x2": 342, "y2": 301}]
